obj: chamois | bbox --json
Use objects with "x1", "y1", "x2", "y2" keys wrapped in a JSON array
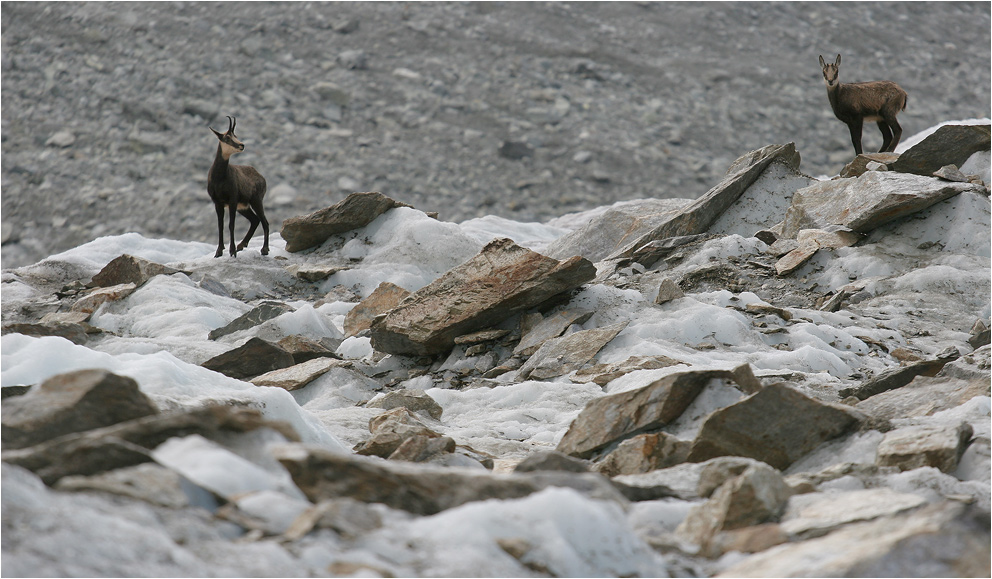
[
  {"x1": 819, "y1": 54, "x2": 908, "y2": 155},
  {"x1": 207, "y1": 116, "x2": 269, "y2": 257}
]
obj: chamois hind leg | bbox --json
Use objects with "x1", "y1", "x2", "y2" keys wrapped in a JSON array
[
  {"x1": 847, "y1": 119, "x2": 864, "y2": 156},
  {"x1": 885, "y1": 117, "x2": 903, "y2": 153},
  {"x1": 214, "y1": 203, "x2": 226, "y2": 258},
  {"x1": 249, "y1": 198, "x2": 270, "y2": 256},
  {"x1": 237, "y1": 207, "x2": 260, "y2": 251},
  {"x1": 876, "y1": 121, "x2": 893, "y2": 153}
]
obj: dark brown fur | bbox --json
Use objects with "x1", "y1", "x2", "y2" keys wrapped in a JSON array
[
  {"x1": 207, "y1": 116, "x2": 269, "y2": 257},
  {"x1": 820, "y1": 54, "x2": 908, "y2": 155}
]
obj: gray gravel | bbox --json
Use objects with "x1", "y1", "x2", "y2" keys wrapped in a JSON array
[{"x1": 2, "y1": 2, "x2": 989, "y2": 268}]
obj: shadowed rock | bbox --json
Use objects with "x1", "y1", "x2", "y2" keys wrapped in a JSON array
[
  {"x1": 90, "y1": 254, "x2": 180, "y2": 288},
  {"x1": 208, "y1": 301, "x2": 294, "y2": 340},
  {"x1": 281, "y1": 191, "x2": 412, "y2": 253},
  {"x1": 876, "y1": 422, "x2": 974, "y2": 473},
  {"x1": 201, "y1": 337, "x2": 296, "y2": 380},
  {"x1": 595, "y1": 432, "x2": 691, "y2": 477},
  {"x1": 367, "y1": 389, "x2": 443, "y2": 420},
  {"x1": 516, "y1": 321, "x2": 629, "y2": 381},
  {"x1": 890, "y1": 123, "x2": 991, "y2": 177},
  {"x1": 344, "y1": 282, "x2": 410, "y2": 337},
  {"x1": 513, "y1": 308, "x2": 594, "y2": 356},
  {"x1": 370, "y1": 238, "x2": 596, "y2": 356}
]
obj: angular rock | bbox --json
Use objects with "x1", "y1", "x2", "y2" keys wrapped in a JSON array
[
  {"x1": 2, "y1": 405, "x2": 294, "y2": 485},
  {"x1": 655, "y1": 277, "x2": 685, "y2": 304},
  {"x1": 250, "y1": 357, "x2": 342, "y2": 391},
  {"x1": 280, "y1": 191, "x2": 412, "y2": 253},
  {"x1": 453, "y1": 329, "x2": 510, "y2": 345},
  {"x1": 1, "y1": 321, "x2": 90, "y2": 345},
  {"x1": 1, "y1": 369, "x2": 158, "y2": 450},
  {"x1": 571, "y1": 355, "x2": 684, "y2": 387},
  {"x1": 595, "y1": 432, "x2": 691, "y2": 477},
  {"x1": 718, "y1": 502, "x2": 989, "y2": 578},
  {"x1": 890, "y1": 123, "x2": 991, "y2": 177},
  {"x1": 54, "y1": 463, "x2": 194, "y2": 509},
  {"x1": 613, "y1": 233, "x2": 711, "y2": 273},
  {"x1": 201, "y1": 337, "x2": 296, "y2": 380},
  {"x1": 517, "y1": 321, "x2": 628, "y2": 381},
  {"x1": 276, "y1": 444, "x2": 628, "y2": 516},
  {"x1": 370, "y1": 238, "x2": 596, "y2": 356},
  {"x1": 497, "y1": 140, "x2": 533, "y2": 160},
  {"x1": 544, "y1": 199, "x2": 692, "y2": 262},
  {"x1": 968, "y1": 319, "x2": 991, "y2": 349},
  {"x1": 283, "y1": 497, "x2": 384, "y2": 542},
  {"x1": 208, "y1": 301, "x2": 294, "y2": 340},
  {"x1": 876, "y1": 423, "x2": 974, "y2": 473},
  {"x1": 344, "y1": 281, "x2": 411, "y2": 337},
  {"x1": 276, "y1": 335, "x2": 341, "y2": 364},
  {"x1": 354, "y1": 407, "x2": 442, "y2": 458},
  {"x1": 744, "y1": 303, "x2": 793, "y2": 321},
  {"x1": 774, "y1": 241, "x2": 819, "y2": 276},
  {"x1": 366, "y1": 389, "x2": 443, "y2": 420},
  {"x1": 557, "y1": 364, "x2": 760, "y2": 459},
  {"x1": 696, "y1": 456, "x2": 771, "y2": 498},
  {"x1": 388, "y1": 435, "x2": 456, "y2": 463},
  {"x1": 839, "y1": 152, "x2": 900, "y2": 178},
  {"x1": 288, "y1": 264, "x2": 345, "y2": 282},
  {"x1": 514, "y1": 308, "x2": 594, "y2": 356},
  {"x1": 838, "y1": 354, "x2": 958, "y2": 400},
  {"x1": 687, "y1": 382, "x2": 864, "y2": 470},
  {"x1": 514, "y1": 450, "x2": 591, "y2": 474},
  {"x1": 70, "y1": 283, "x2": 136, "y2": 314},
  {"x1": 781, "y1": 488, "x2": 928, "y2": 540},
  {"x1": 779, "y1": 172, "x2": 985, "y2": 238},
  {"x1": 933, "y1": 164, "x2": 970, "y2": 183},
  {"x1": 706, "y1": 159, "x2": 815, "y2": 238},
  {"x1": 90, "y1": 254, "x2": 180, "y2": 288},
  {"x1": 607, "y1": 143, "x2": 801, "y2": 262},
  {"x1": 795, "y1": 227, "x2": 862, "y2": 249}
]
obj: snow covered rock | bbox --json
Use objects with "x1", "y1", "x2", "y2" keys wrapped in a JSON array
[
  {"x1": 370, "y1": 238, "x2": 596, "y2": 356},
  {"x1": 891, "y1": 123, "x2": 991, "y2": 176},
  {"x1": 280, "y1": 191, "x2": 412, "y2": 253}
]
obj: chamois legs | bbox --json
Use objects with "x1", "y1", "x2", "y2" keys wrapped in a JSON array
[
  {"x1": 877, "y1": 121, "x2": 893, "y2": 153},
  {"x1": 882, "y1": 117, "x2": 902, "y2": 153},
  {"x1": 236, "y1": 200, "x2": 270, "y2": 256},
  {"x1": 214, "y1": 203, "x2": 226, "y2": 258},
  {"x1": 847, "y1": 119, "x2": 865, "y2": 156}
]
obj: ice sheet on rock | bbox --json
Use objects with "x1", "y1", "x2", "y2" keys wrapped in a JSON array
[{"x1": 459, "y1": 214, "x2": 568, "y2": 253}]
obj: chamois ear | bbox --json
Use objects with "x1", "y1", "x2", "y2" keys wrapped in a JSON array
[
  {"x1": 834, "y1": 54, "x2": 841, "y2": 66},
  {"x1": 819, "y1": 55, "x2": 826, "y2": 68},
  {"x1": 209, "y1": 127, "x2": 224, "y2": 139}
]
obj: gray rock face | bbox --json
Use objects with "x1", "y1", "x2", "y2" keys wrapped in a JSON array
[
  {"x1": 687, "y1": 383, "x2": 865, "y2": 470},
  {"x1": 250, "y1": 358, "x2": 343, "y2": 391},
  {"x1": 354, "y1": 407, "x2": 442, "y2": 458},
  {"x1": 513, "y1": 308, "x2": 593, "y2": 356},
  {"x1": 780, "y1": 172, "x2": 985, "y2": 238},
  {"x1": 343, "y1": 282, "x2": 411, "y2": 337},
  {"x1": 891, "y1": 123, "x2": 991, "y2": 176},
  {"x1": 201, "y1": 337, "x2": 296, "y2": 380},
  {"x1": 366, "y1": 389, "x2": 443, "y2": 420},
  {"x1": 516, "y1": 321, "x2": 628, "y2": 381},
  {"x1": 281, "y1": 192, "x2": 412, "y2": 253},
  {"x1": 595, "y1": 432, "x2": 691, "y2": 477},
  {"x1": 856, "y1": 375, "x2": 990, "y2": 423},
  {"x1": 90, "y1": 254, "x2": 180, "y2": 288},
  {"x1": 876, "y1": 423, "x2": 974, "y2": 473},
  {"x1": 514, "y1": 450, "x2": 591, "y2": 474},
  {"x1": 1, "y1": 369, "x2": 158, "y2": 450},
  {"x1": 370, "y1": 238, "x2": 596, "y2": 356},
  {"x1": 557, "y1": 365, "x2": 760, "y2": 459},
  {"x1": 208, "y1": 301, "x2": 294, "y2": 341}
]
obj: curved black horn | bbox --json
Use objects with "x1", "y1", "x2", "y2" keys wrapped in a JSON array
[
  {"x1": 225, "y1": 115, "x2": 235, "y2": 133},
  {"x1": 230, "y1": 116, "x2": 237, "y2": 133}
]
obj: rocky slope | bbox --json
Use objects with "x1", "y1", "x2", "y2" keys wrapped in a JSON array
[
  {"x1": 2, "y1": 2, "x2": 990, "y2": 268},
  {"x1": 1, "y1": 120, "x2": 990, "y2": 577}
]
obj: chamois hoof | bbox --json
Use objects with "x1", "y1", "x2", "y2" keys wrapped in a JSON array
[
  {"x1": 261, "y1": 248, "x2": 269, "y2": 256},
  {"x1": 214, "y1": 249, "x2": 224, "y2": 258}
]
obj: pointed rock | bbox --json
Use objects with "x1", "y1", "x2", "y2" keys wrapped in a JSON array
[
  {"x1": 890, "y1": 123, "x2": 991, "y2": 177},
  {"x1": 839, "y1": 152, "x2": 900, "y2": 178},
  {"x1": 71, "y1": 283, "x2": 136, "y2": 314},
  {"x1": 90, "y1": 254, "x2": 180, "y2": 288},
  {"x1": 208, "y1": 301, "x2": 294, "y2": 340},
  {"x1": 595, "y1": 432, "x2": 691, "y2": 477},
  {"x1": 655, "y1": 277, "x2": 685, "y2": 304},
  {"x1": 201, "y1": 337, "x2": 296, "y2": 380},
  {"x1": 344, "y1": 281, "x2": 411, "y2": 337},
  {"x1": 354, "y1": 407, "x2": 442, "y2": 458},
  {"x1": 774, "y1": 242, "x2": 819, "y2": 276},
  {"x1": 838, "y1": 354, "x2": 958, "y2": 400},
  {"x1": 514, "y1": 308, "x2": 594, "y2": 356},
  {"x1": 687, "y1": 383, "x2": 864, "y2": 470},
  {"x1": 1, "y1": 369, "x2": 158, "y2": 450},
  {"x1": 571, "y1": 355, "x2": 685, "y2": 387},
  {"x1": 250, "y1": 357, "x2": 342, "y2": 391},
  {"x1": 281, "y1": 191, "x2": 412, "y2": 252},
  {"x1": 367, "y1": 389, "x2": 443, "y2": 420},
  {"x1": 370, "y1": 238, "x2": 596, "y2": 356},
  {"x1": 517, "y1": 321, "x2": 628, "y2": 381},
  {"x1": 876, "y1": 422, "x2": 974, "y2": 473},
  {"x1": 557, "y1": 364, "x2": 760, "y2": 459}
]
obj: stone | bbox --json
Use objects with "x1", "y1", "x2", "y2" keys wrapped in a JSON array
[
  {"x1": 595, "y1": 432, "x2": 691, "y2": 477},
  {"x1": 344, "y1": 281, "x2": 411, "y2": 337},
  {"x1": 686, "y1": 382, "x2": 864, "y2": 470},
  {"x1": 276, "y1": 444, "x2": 627, "y2": 516},
  {"x1": 517, "y1": 321, "x2": 628, "y2": 381},
  {"x1": 717, "y1": 502, "x2": 989, "y2": 578},
  {"x1": 288, "y1": 264, "x2": 344, "y2": 282},
  {"x1": 90, "y1": 254, "x2": 180, "y2": 288},
  {"x1": 354, "y1": 407, "x2": 442, "y2": 458},
  {"x1": 249, "y1": 357, "x2": 342, "y2": 391},
  {"x1": 744, "y1": 302, "x2": 792, "y2": 321},
  {"x1": 654, "y1": 277, "x2": 684, "y2": 304},
  {"x1": 933, "y1": 164, "x2": 970, "y2": 183},
  {"x1": 779, "y1": 172, "x2": 985, "y2": 238},
  {"x1": 544, "y1": 199, "x2": 692, "y2": 262},
  {"x1": 774, "y1": 242, "x2": 819, "y2": 276},
  {"x1": 337, "y1": 49, "x2": 368, "y2": 70},
  {"x1": 615, "y1": 233, "x2": 711, "y2": 272},
  {"x1": 276, "y1": 335, "x2": 340, "y2": 364},
  {"x1": 795, "y1": 226, "x2": 862, "y2": 248},
  {"x1": 367, "y1": 389, "x2": 443, "y2": 420},
  {"x1": 54, "y1": 463, "x2": 193, "y2": 509},
  {"x1": 201, "y1": 337, "x2": 296, "y2": 380},
  {"x1": 514, "y1": 450, "x2": 591, "y2": 474},
  {"x1": 557, "y1": 364, "x2": 760, "y2": 459},
  {"x1": 607, "y1": 142, "x2": 801, "y2": 262},
  {"x1": 855, "y1": 375, "x2": 988, "y2": 423},
  {"x1": 388, "y1": 435, "x2": 456, "y2": 463},
  {"x1": 765, "y1": 237, "x2": 799, "y2": 257},
  {"x1": 283, "y1": 497, "x2": 383, "y2": 541},
  {"x1": 497, "y1": 140, "x2": 533, "y2": 160},
  {"x1": 2, "y1": 405, "x2": 293, "y2": 485},
  {"x1": 370, "y1": 238, "x2": 596, "y2": 356},
  {"x1": 571, "y1": 355, "x2": 684, "y2": 387},
  {"x1": 514, "y1": 308, "x2": 594, "y2": 356},
  {"x1": 696, "y1": 456, "x2": 771, "y2": 498},
  {"x1": 839, "y1": 152, "x2": 899, "y2": 178},
  {"x1": 453, "y1": 329, "x2": 510, "y2": 345},
  {"x1": 70, "y1": 283, "x2": 136, "y2": 313},
  {"x1": 208, "y1": 301, "x2": 294, "y2": 340},
  {"x1": 968, "y1": 319, "x2": 991, "y2": 349},
  {"x1": 1, "y1": 321, "x2": 90, "y2": 345},
  {"x1": 280, "y1": 192, "x2": 411, "y2": 253},
  {"x1": 310, "y1": 81, "x2": 350, "y2": 106},
  {"x1": 890, "y1": 123, "x2": 991, "y2": 177},
  {"x1": 838, "y1": 354, "x2": 958, "y2": 400},
  {"x1": 707, "y1": 524, "x2": 788, "y2": 557},
  {"x1": 876, "y1": 423, "x2": 974, "y2": 473},
  {"x1": 1, "y1": 369, "x2": 158, "y2": 450},
  {"x1": 45, "y1": 130, "x2": 76, "y2": 147},
  {"x1": 780, "y1": 488, "x2": 928, "y2": 540},
  {"x1": 706, "y1": 160, "x2": 816, "y2": 238}
]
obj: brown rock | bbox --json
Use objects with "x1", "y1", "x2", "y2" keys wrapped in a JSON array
[
  {"x1": 370, "y1": 238, "x2": 596, "y2": 356},
  {"x1": 517, "y1": 321, "x2": 629, "y2": 381},
  {"x1": 514, "y1": 308, "x2": 594, "y2": 356},
  {"x1": 354, "y1": 407, "x2": 442, "y2": 458},
  {"x1": 388, "y1": 435, "x2": 456, "y2": 462},
  {"x1": 366, "y1": 389, "x2": 443, "y2": 420},
  {"x1": 514, "y1": 450, "x2": 591, "y2": 474},
  {"x1": 281, "y1": 191, "x2": 412, "y2": 253},
  {"x1": 90, "y1": 254, "x2": 180, "y2": 288},
  {"x1": 1, "y1": 321, "x2": 91, "y2": 345},
  {"x1": 687, "y1": 382, "x2": 864, "y2": 470},
  {"x1": 71, "y1": 283, "x2": 137, "y2": 314},
  {"x1": 1, "y1": 369, "x2": 158, "y2": 450},
  {"x1": 839, "y1": 152, "x2": 900, "y2": 178},
  {"x1": 655, "y1": 277, "x2": 685, "y2": 304},
  {"x1": 855, "y1": 375, "x2": 988, "y2": 423},
  {"x1": 276, "y1": 335, "x2": 340, "y2": 364},
  {"x1": 595, "y1": 432, "x2": 691, "y2": 477},
  {"x1": 890, "y1": 123, "x2": 991, "y2": 177},
  {"x1": 838, "y1": 354, "x2": 958, "y2": 400},
  {"x1": 571, "y1": 355, "x2": 685, "y2": 387},
  {"x1": 201, "y1": 337, "x2": 296, "y2": 380},
  {"x1": 774, "y1": 242, "x2": 819, "y2": 276},
  {"x1": 344, "y1": 281, "x2": 411, "y2": 337},
  {"x1": 876, "y1": 423, "x2": 974, "y2": 473},
  {"x1": 249, "y1": 357, "x2": 342, "y2": 391}
]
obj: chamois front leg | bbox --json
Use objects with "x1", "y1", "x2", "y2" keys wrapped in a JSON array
[
  {"x1": 228, "y1": 201, "x2": 239, "y2": 257},
  {"x1": 214, "y1": 203, "x2": 226, "y2": 258},
  {"x1": 847, "y1": 119, "x2": 864, "y2": 156}
]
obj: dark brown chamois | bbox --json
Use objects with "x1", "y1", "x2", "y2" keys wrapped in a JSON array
[
  {"x1": 207, "y1": 116, "x2": 269, "y2": 257},
  {"x1": 819, "y1": 54, "x2": 908, "y2": 155}
]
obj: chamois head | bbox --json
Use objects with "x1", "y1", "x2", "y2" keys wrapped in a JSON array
[
  {"x1": 209, "y1": 115, "x2": 245, "y2": 158},
  {"x1": 819, "y1": 54, "x2": 841, "y2": 88}
]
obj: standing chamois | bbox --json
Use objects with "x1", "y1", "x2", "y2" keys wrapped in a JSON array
[
  {"x1": 819, "y1": 54, "x2": 908, "y2": 155},
  {"x1": 207, "y1": 116, "x2": 269, "y2": 257}
]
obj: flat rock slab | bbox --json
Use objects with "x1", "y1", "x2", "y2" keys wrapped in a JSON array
[
  {"x1": 209, "y1": 301, "x2": 294, "y2": 340},
  {"x1": 517, "y1": 321, "x2": 629, "y2": 381},
  {"x1": 687, "y1": 382, "x2": 864, "y2": 470},
  {"x1": 71, "y1": 283, "x2": 136, "y2": 314},
  {"x1": 856, "y1": 375, "x2": 990, "y2": 423},
  {"x1": 891, "y1": 123, "x2": 991, "y2": 176},
  {"x1": 838, "y1": 356, "x2": 956, "y2": 400},
  {"x1": 201, "y1": 337, "x2": 296, "y2": 380},
  {"x1": 876, "y1": 422, "x2": 974, "y2": 473},
  {"x1": 557, "y1": 364, "x2": 760, "y2": 459},
  {"x1": 1, "y1": 369, "x2": 158, "y2": 450},
  {"x1": 839, "y1": 153, "x2": 900, "y2": 178},
  {"x1": 571, "y1": 355, "x2": 685, "y2": 387},
  {"x1": 281, "y1": 191, "x2": 411, "y2": 253},
  {"x1": 780, "y1": 488, "x2": 927, "y2": 539},
  {"x1": 250, "y1": 357, "x2": 343, "y2": 391},
  {"x1": 370, "y1": 238, "x2": 596, "y2": 356},
  {"x1": 780, "y1": 172, "x2": 985, "y2": 238},
  {"x1": 344, "y1": 281, "x2": 411, "y2": 337},
  {"x1": 367, "y1": 389, "x2": 443, "y2": 420},
  {"x1": 90, "y1": 254, "x2": 181, "y2": 288},
  {"x1": 514, "y1": 308, "x2": 594, "y2": 356}
]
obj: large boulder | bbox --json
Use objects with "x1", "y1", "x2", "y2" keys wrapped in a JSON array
[
  {"x1": 891, "y1": 123, "x2": 991, "y2": 176},
  {"x1": 779, "y1": 172, "x2": 985, "y2": 238},
  {"x1": 280, "y1": 191, "x2": 411, "y2": 253},
  {"x1": 369, "y1": 238, "x2": 596, "y2": 356},
  {"x1": 201, "y1": 337, "x2": 296, "y2": 380},
  {"x1": 90, "y1": 254, "x2": 180, "y2": 288}
]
